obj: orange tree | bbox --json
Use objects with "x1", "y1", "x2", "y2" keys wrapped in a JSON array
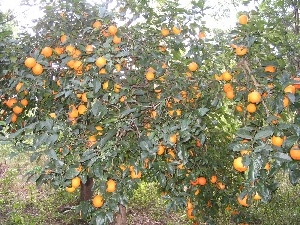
[{"x1": 0, "y1": 0, "x2": 299, "y2": 224}]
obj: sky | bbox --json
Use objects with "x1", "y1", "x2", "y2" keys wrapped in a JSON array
[{"x1": 1, "y1": 0, "x2": 258, "y2": 32}]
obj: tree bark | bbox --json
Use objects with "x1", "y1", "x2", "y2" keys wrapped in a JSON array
[
  {"x1": 80, "y1": 177, "x2": 94, "y2": 201},
  {"x1": 112, "y1": 204, "x2": 127, "y2": 225}
]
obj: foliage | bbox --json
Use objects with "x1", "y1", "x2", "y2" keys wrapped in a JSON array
[{"x1": 0, "y1": 0, "x2": 299, "y2": 224}]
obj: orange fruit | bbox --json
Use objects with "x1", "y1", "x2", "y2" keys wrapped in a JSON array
[
  {"x1": 198, "y1": 32, "x2": 206, "y2": 39},
  {"x1": 169, "y1": 134, "x2": 177, "y2": 144},
  {"x1": 238, "y1": 15, "x2": 248, "y2": 24},
  {"x1": 69, "y1": 106, "x2": 79, "y2": 118},
  {"x1": 95, "y1": 56, "x2": 107, "y2": 67},
  {"x1": 186, "y1": 200, "x2": 193, "y2": 210},
  {"x1": 60, "y1": 34, "x2": 67, "y2": 43},
  {"x1": 253, "y1": 192, "x2": 261, "y2": 200},
  {"x1": 187, "y1": 208, "x2": 195, "y2": 219},
  {"x1": 290, "y1": 145, "x2": 300, "y2": 160},
  {"x1": 54, "y1": 47, "x2": 64, "y2": 55},
  {"x1": 115, "y1": 64, "x2": 121, "y2": 72},
  {"x1": 71, "y1": 176, "x2": 81, "y2": 188},
  {"x1": 145, "y1": 71, "x2": 155, "y2": 81},
  {"x1": 11, "y1": 113, "x2": 17, "y2": 123},
  {"x1": 222, "y1": 71, "x2": 232, "y2": 81},
  {"x1": 81, "y1": 92, "x2": 88, "y2": 102},
  {"x1": 197, "y1": 177, "x2": 207, "y2": 185},
  {"x1": 238, "y1": 194, "x2": 249, "y2": 207},
  {"x1": 16, "y1": 82, "x2": 23, "y2": 92},
  {"x1": 32, "y1": 63, "x2": 44, "y2": 75},
  {"x1": 20, "y1": 99, "x2": 28, "y2": 106},
  {"x1": 233, "y1": 157, "x2": 247, "y2": 172},
  {"x1": 72, "y1": 49, "x2": 81, "y2": 58},
  {"x1": 283, "y1": 96, "x2": 289, "y2": 108},
  {"x1": 240, "y1": 150, "x2": 251, "y2": 155},
  {"x1": 265, "y1": 65, "x2": 276, "y2": 72},
  {"x1": 172, "y1": 26, "x2": 181, "y2": 34},
  {"x1": 188, "y1": 62, "x2": 198, "y2": 72},
  {"x1": 130, "y1": 170, "x2": 142, "y2": 179},
  {"x1": 13, "y1": 105, "x2": 23, "y2": 114},
  {"x1": 248, "y1": 91, "x2": 261, "y2": 103},
  {"x1": 161, "y1": 28, "x2": 170, "y2": 36},
  {"x1": 112, "y1": 35, "x2": 122, "y2": 44},
  {"x1": 67, "y1": 59, "x2": 75, "y2": 68},
  {"x1": 264, "y1": 162, "x2": 271, "y2": 170},
  {"x1": 6, "y1": 98, "x2": 18, "y2": 108},
  {"x1": 106, "y1": 179, "x2": 116, "y2": 192},
  {"x1": 223, "y1": 83, "x2": 233, "y2": 92},
  {"x1": 92, "y1": 20, "x2": 102, "y2": 28},
  {"x1": 235, "y1": 46, "x2": 248, "y2": 56},
  {"x1": 271, "y1": 136, "x2": 284, "y2": 147},
  {"x1": 210, "y1": 175, "x2": 217, "y2": 184},
  {"x1": 217, "y1": 182, "x2": 226, "y2": 190},
  {"x1": 78, "y1": 104, "x2": 87, "y2": 115},
  {"x1": 226, "y1": 90, "x2": 235, "y2": 99},
  {"x1": 66, "y1": 45, "x2": 75, "y2": 55},
  {"x1": 102, "y1": 81, "x2": 109, "y2": 90},
  {"x1": 73, "y1": 60, "x2": 83, "y2": 71},
  {"x1": 87, "y1": 135, "x2": 97, "y2": 147},
  {"x1": 41, "y1": 47, "x2": 53, "y2": 57},
  {"x1": 236, "y1": 104, "x2": 243, "y2": 112},
  {"x1": 49, "y1": 113, "x2": 57, "y2": 118},
  {"x1": 92, "y1": 195, "x2": 104, "y2": 208},
  {"x1": 157, "y1": 144, "x2": 165, "y2": 155},
  {"x1": 24, "y1": 57, "x2": 37, "y2": 68},
  {"x1": 246, "y1": 103, "x2": 256, "y2": 113},
  {"x1": 66, "y1": 186, "x2": 76, "y2": 193},
  {"x1": 108, "y1": 25, "x2": 118, "y2": 35},
  {"x1": 85, "y1": 44, "x2": 94, "y2": 54},
  {"x1": 284, "y1": 85, "x2": 296, "y2": 94}
]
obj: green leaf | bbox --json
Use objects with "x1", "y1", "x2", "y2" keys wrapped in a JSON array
[
  {"x1": 289, "y1": 169, "x2": 300, "y2": 185},
  {"x1": 91, "y1": 100, "x2": 102, "y2": 116},
  {"x1": 80, "y1": 149, "x2": 97, "y2": 162},
  {"x1": 93, "y1": 79, "x2": 101, "y2": 93},
  {"x1": 47, "y1": 149, "x2": 58, "y2": 160},
  {"x1": 197, "y1": 108, "x2": 210, "y2": 116},
  {"x1": 99, "y1": 129, "x2": 117, "y2": 148},
  {"x1": 236, "y1": 127, "x2": 253, "y2": 140},
  {"x1": 64, "y1": 168, "x2": 79, "y2": 179},
  {"x1": 254, "y1": 127, "x2": 273, "y2": 140},
  {"x1": 273, "y1": 152, "x2": 292, "y2": 162},
  {"x1": 120, "y1": 108, "x2": 136, "y2": 118}
]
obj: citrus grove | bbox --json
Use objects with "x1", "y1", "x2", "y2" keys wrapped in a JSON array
[{"x1": 0, "y1": 0, "x2": 299, "y2": 224}]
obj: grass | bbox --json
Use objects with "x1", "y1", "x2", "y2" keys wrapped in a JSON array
[{"x1": 0, "y1": 143, "x2": 300, "y2": 225}]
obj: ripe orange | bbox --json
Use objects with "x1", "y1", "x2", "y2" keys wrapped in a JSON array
[
  {"x1": 112, "y1": 35, "x2": 122, "y2": 44},
  {"x1": 108, "y1": 25, "x2": 118, "y2": 35},
  {"x1": 223, "y1": 83, "x2": 233, "y2": 92},
  {"x1": 13, "y1": 105, "x2": 23, "y2": 114},
  {"x1": 106, "y1": 179, "x2": 116, "y2": 192},
  {"x1": 246, "y1": 103, "x2": 256, "y2": 113},
  {"x1": 240, "y1": 149, "x2": 251, "y2": 155},
  {"x1": 248, "y1": 91, "x2": 261, "y2": 103},
  {"x1": 87, "y1": 135, "x2": 97, "y2": 147},
  {"x1": 187, "y1": 208, "x2": 195, "y2": 219},
  {"x1": 264, "y1": 162, "x2": 271, "y2": 170},
  {"x1": 197, "y1": 177, "x2": 206, "y2": 186},
  {"x1": 235, "y1": 46, "x2": 248, "y2": 56},
  {"x1": 188, "y1": 62, "x2": 198, "y2": 72},
  {"x1": 210, "y1": 175, "x2": 217, "y2": 184},
  {"x1": 11, "y1": 113, "x2": 17, "y2": 123},
  {"x1": 60, "y1": 34, "x2": 67, "y2": 43},
  {"x1": 102, "y1": 81, "x2": 109, "y2": 90},
  {"x1": 238, "y1": 15, "x2": 248, "y2": 25},
  {"x1": 71, "y1": 176, "x2": 81, "y2": 188},
  {"x1": 32, "y1": 63, "x2": 44, "y2": 75},
  {"x1": 226, "y1": 90, "x2": 235, "y2": 99},
  {"x1": 92, "y1": 195, "x2": 104, "y2": 208},
  {"x1": 67, "y1": 59, "x2": 75, "y2": 68},
  {"x1": 69, "y1": 106, "x2": 79, "y2": 118},
  {"x1": 271, "y1": 136, "x2": 284, "y2": 147},
  {"x1": 217, "y1": 182, "x2": 226, "y2": 190},
  {"x1": 145, "y1": 71, "x2": 155, "y2": 81},
  {"x1": 81, "y1": 92, "x2": 88, "y2": 102},
  {"x1": 130, "y1": 170, "x2": 142, "y2": 179},
  {"x1": 41, "y1": 47, "x2": 53, "y2": 57},
  {"x1": 95, "y1": 56, "x2": 107, "y2": 67},
  {"x1": 253, "y1": 192, "x2": 261, "y2": 200},
  {"x1": 284, "y1": 85, "x2": 296, "y2": 94},
  {"x1": 85, "y1": 44, "x2": 94, "y2": 54},
  {"x1": 16, "y1": 82, "x2": 23, "y2": 92},
  {"x1": 238, "y1": 194, "x2": 249, "y2": 207},
  {"x1": 233, "y1": 157, "x2": 247, "y2": 172},
  {"x1": 24, "y1": 57, "x2": 37, "y2": 68},
  {"x1": 73, "y1": 60, "x2": 83, "y2": 71},
  {"x1": 222, "y1": 71, "x2": 232, "y2": 81},
  {"x1": 236, "y1": 104, "x2": 243, "y2": 112},
  {"x1": 290, "y1": 145, "x2": 300, "y2": 160},
  {"x1": 265, "y1": 65, "x2": 276, "y2": 73},
  {"x1": 20, "y1": 99, "x2": 28, "y2": 106},
  {"x1": 172, "y1": 26, "x2": 181, "y2": 35},
  {"x1": 66, "y1": 45, "x2": 75, "y2": 55},
  {"x1": 92, "y1": 20, "x2": 102, "y2": 29},
  {"x1": 283, "y1": 96, "x2": 289, "y2": 108},
  {"x1": 157, "y1": 144, "x2": 165, "y2": 155},
  {"x1": 49, "y1": 113, "x2": 57, "y2": 118},
  {"x1": 161, "y1": 28, "x2": 170, "y2": 36},
  {"x1": 78, "y1": 104, "x2": 87, "y2": 115},
  {"x1": 66, "y1": 186, "x2": 76, "y2": 193},
  {"x1": 169, "y1": 134, "x2": 177, "y2": 144},
  {"x1": 54, "y1": 47, "x2": 64, "y2": 55},
  {"x1": 72, "y1": 49, "x2": 81, "y2": 58},
  {"x1": 198, "y1": 32, "x2": 206, "y2": 39},
  {"x1": 6, "y1": 98, "x2": 18, "y2": 108}
]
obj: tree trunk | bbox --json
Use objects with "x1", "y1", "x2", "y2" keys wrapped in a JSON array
[
  {"x1": 80, "y1": 177, "x2": 94, "y2": 201},
  {"x1": 112, "y1": 204, "x2": 127, "y2": 225}
]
